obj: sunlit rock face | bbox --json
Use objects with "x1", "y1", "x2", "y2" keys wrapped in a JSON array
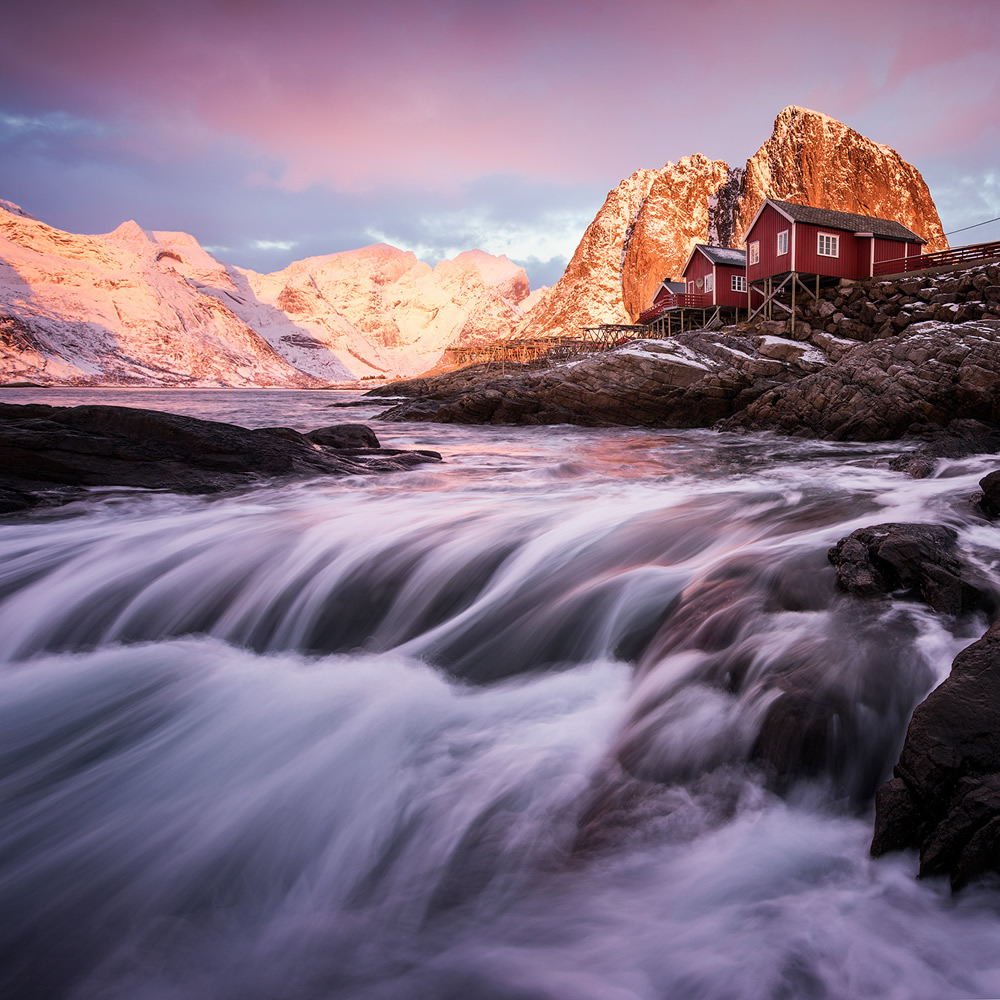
[
  {"x1": 511, "y1": 168, "x2": 662, "y2": 339},
  {"x1": 0, "y1": 210, "x2": 320, "y2": 387},
  {"x1": 621, "y1": 155, "x2": 738, "y2": 322},
  {"x1": 0, "y1": 206, "x2": 544, "y2": 385},
  {"x1": 734, "y1": 106, "x2": 948, "y2": 257},
  {"x1": 519, "y1": 106, "x2": 948, "y2": 335}
]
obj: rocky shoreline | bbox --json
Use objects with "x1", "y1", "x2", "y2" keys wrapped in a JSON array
[
  {"x1": 370, "y1": 262, "x2": 1000, "y2": 451},
  {"x1": 0, "y1": 402, "x2": 441, "y2": 512}
]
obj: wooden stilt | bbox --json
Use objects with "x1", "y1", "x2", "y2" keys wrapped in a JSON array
[{"x1": 790, "y1": 273, "x2": 796, "y2": 336}]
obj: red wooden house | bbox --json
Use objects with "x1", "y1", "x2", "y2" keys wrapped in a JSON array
[
  {"x1": 742, "y1": 199, "x2": 925, "y2": 325},
  {"x1": 744, "y1": 199, "x2": 925, "y2": 285},
  {"x1": 680, "y1": 244, "x2": 748, "y2": 308}
]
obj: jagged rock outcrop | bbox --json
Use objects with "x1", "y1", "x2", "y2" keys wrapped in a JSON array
[
  {"x1": 0, "y1": 203, "x2": 543, "y2": 386},
  {"x1": 735, "y1": 106, "x2": 948, "y2": 256},
  {"x1": 872, "y1": 622, "x2": 1000, "y2": 889},
  {"x1": 720, "y1": 317, "x2": 1000, "y2": 441},
  {"x1": 375, "y1": 263, "x2": 1000, "y2": 438},
  {"x1": 0, "y1": 402, "x2": 441, "y2": 511},
  {"x1": 518, "y1": 106, "x2": 948, "y2": 338}
]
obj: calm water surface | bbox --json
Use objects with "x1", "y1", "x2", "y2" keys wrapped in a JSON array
[{"x1": 1, "y1": 387, "x2": 999, "y2": 999}]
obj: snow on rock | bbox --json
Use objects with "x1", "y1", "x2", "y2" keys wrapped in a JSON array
[
  {"x1": 0, "y1": 207, "x2": 321, "y2": 387},
  {"x1": 0, "y1": 200, "x2": 36, "y2": 220}
]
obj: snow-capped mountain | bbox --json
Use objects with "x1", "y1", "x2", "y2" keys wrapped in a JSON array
[
  {"x1": 0, "y1": 207, "x2": 542, "y2": 386},
  {"x1": 518, "y1": 106, "x2": 949, "y2": 339}
]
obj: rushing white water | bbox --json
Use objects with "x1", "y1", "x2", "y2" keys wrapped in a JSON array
[{"x1": 2, "y1": 387, "x2": 1000, "y2": 1000}]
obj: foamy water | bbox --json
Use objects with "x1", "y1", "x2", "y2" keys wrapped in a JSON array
[{"x1": 1, "y1": 387, "x2": 999, "y2": 999}]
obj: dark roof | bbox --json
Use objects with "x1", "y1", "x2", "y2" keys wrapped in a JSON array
[
  {"x1": 768, "y1": 199, "x2": 925, "y2": 243},
  {"x1": 697, "y1": 245, "x2": 747, "y2": 266}
]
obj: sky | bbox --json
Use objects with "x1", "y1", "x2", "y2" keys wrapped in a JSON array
[{"x1": 1, "y1": 0, "x2": 998, "y2": 290}]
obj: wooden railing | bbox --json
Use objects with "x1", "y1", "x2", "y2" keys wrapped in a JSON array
[
  {"x1": 873, "y1": 239, "x2": 1000, "y2": 277},
  {"x1": 637, "y1": 292, "x2": 709, "y2": 324}
]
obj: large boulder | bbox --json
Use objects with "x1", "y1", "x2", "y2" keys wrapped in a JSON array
[
  {"x1": 871, "y1": 623, "x2": 1000, "y2": 889},
  {"x1": 827, "y1": 522, "x2": 995, "y2": 617},
  {"x1": 0, "y1": 402, "x2": 440, "y2": 509},
  {"x1": 977, "y1": 469, "x2": 1000, "y2": 518}
]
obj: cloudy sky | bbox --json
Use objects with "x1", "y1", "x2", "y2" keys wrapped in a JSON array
[{"x1": 1, "y1": 0, "x2": 997, "y2": 289}]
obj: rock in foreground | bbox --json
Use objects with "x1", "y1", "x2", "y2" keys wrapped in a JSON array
[
  {"x1": 872, "y1": 623, "x2": 1000, "y2": 889},
  {"x1": 828, "y1": 522, "x2": 995, "y2": 617},
  {"x1": 0, "y1": 403, "x2": 440, "y2": 511}
]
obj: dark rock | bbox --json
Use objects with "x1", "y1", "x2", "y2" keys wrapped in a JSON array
[
  {"x1": 721, "y1": 319, "x2": 1000, "y2": 441},
  {"x1": 978, "y1": 470, "x2": 1000, "y2": 518},
  {"x1": 305, "y1": 423, "x2": 380, "y2": 449},
  {"x1": 0, "y1": 403, "x2": 440, "y2": 507},
  {"x1": 827, "y1": 522, "x2": 994, "y2": 617},
  {"x1": 378, "y1": 331, "x2": 812, "y2": 428},
  {"x1": 887, "y1": 455, "x2": 936, "y2": 479},
  {"x1": 872, "y1": 623, "x2": 1000, "y2": 889}
]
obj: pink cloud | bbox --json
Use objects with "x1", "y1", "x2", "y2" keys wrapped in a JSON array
[{"x1": 2, "y1": 0, "x2": 998, "y2": 195}]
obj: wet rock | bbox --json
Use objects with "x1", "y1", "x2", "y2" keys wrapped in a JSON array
[
  {"x1": 304, "y1": 423, "x2": 380, "y2": 449},
  {"x1": 0, "y1": 402, "x2": 440, "y2": 506},
  {"x1": 978, "y1": 470, "x2": 1000, "y2": 518},
  {"x1": 827, "y1": 522, "x2": 994, "y2": 617},
  {"x1": 872, "y1": 623, "x2": 1000, "y2": 889}
]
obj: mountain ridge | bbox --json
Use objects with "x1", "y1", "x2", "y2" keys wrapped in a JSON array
[{"x1": 0, "y1": 206, "x2": 544, "y2": 386}]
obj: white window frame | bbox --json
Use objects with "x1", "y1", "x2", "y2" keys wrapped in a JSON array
[
  {"x1": 731, "y1": 274, "x2": 746, "y2": 292},
  {"x1": 777, "y1": 230, "x2": 789, "y2": 256},
  {"x1": 749, "y1": 241, "x2": 760, "y2": 265},
  {"x1": 704, "y1": 273, "x2": 714, "y2": 292},
  {"x1": 817, "y1": 232, "x2": 840, "y2": 257}
]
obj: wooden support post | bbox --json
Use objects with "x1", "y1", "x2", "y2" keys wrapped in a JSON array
[{"x1": 790, "y1": 273, "x2": 796, "y2": 337}]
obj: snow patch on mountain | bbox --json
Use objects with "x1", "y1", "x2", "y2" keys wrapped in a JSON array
[{"x1": 0, "y1": 204, "x2": 540, "y2": 386}]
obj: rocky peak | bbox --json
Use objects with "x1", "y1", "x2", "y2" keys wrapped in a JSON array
[
  {"x1": 734, "y1": 106, "x2": 948, "y2": 254},
  {"x1": 519, "y1": 106, "x2": 949, "y2": 335},
  {"x1": 621, "y1": 155, "x2": 733, "y2": 321},
  {"x1": 101, "y1": 220, "x2": 154, "y2": 247},
  {"x1": 0, "y1": 200, "x2": 35, "y2": 220},
  {"x1": 513, "y1": 167, "x2": 661, "y2": 340}
]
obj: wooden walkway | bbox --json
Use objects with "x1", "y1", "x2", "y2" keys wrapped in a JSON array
[
  {"x1": 873, "y1": 238, "x2": 1000, "y2": 277},
  {"x1": 439, "y1": 323, "x2": 680, "y2": 373}
]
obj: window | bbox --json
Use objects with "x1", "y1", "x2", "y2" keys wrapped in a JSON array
[
  {"x1": 704, "y1": 273, "x2": 714, "y2": 292},
  {"x1": 777, "y1": 230, "x2": 789, "y2": 256},
  {"x1": 731, "y1": 274, "x2": 747, "y2": 292},
  {"x1": 749, "y1": 241, "x2": 760, "y2": 265},
  {"x1": 817, "y1": 232, "x2": 839, "y2": 257}
]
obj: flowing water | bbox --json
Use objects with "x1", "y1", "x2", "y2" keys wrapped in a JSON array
[{"x1": 2, "y1": 387, "x2": 1000, "y2": 999}]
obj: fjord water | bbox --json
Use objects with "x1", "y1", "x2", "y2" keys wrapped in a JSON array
[{"x1": 2, "y1": 388, "x2": 1000, "y2": 1000}]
